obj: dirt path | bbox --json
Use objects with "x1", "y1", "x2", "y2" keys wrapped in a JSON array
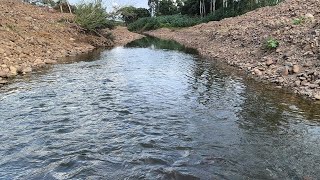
[
  {"x1": 0, "y1": 0, "x2": 142, "y2": 86},
  {"x1": 146, "y1": 0, "x2": 320, "y2": 100}
]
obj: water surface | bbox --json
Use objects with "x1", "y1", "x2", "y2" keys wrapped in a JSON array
[{"x1": 1, "y1": 37, "x2": 320, "y2": 179}]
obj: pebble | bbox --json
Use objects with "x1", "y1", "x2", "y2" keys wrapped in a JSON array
[
  {"x1": 292, "y1": 65, "x2": 300, "y2": 73},
  {"x1": 315, "y1": 92, "x2": 320, "y2": 100},
  {"x1": 0, "y1": 80, "x2": 8, "y2": 84},
  {"x1": 266, "y1": 59, "x2": 273, "y2": 66},
  {"x1": 254, "y1": 69, "x2": 263, "y2": 76}
]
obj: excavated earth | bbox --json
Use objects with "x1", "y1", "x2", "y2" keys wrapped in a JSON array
[
  {"x1": 146, "y1": 0, "x2": 320, "y2": 100},
  {"x1": 0, "y1": 0, "x2": 143, "y2": 86}
]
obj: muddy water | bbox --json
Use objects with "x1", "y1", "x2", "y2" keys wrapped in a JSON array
[{"x1": 1, "y1": 37, "x2": 320, "y2": 179}]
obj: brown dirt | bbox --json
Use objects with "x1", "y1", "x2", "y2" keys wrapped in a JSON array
[
  {"x1": 146, "y1": 0, "x2": 320, "y2": 100},
  {"x1": 111, "y1": 26, "x2": 145, "y2": 46},
  {"x1": 0, "y1": 0, "x2": 142, "y2": 85}
]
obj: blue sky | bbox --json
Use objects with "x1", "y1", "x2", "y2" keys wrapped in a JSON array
[{"x1": 68, "y1": 0, "x2": 148, "y2": 9}]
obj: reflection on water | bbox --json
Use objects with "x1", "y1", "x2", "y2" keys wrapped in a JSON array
[{"x1": 0, "y1": 37, "x2": 320, "y2": 179}]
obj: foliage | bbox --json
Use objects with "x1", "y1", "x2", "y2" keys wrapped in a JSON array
[
  {"x1": 266, "y1": 38, "x2": 279, "y2": 49},
  {"x1": 156, "y1": 0, "x2": 182, "y2": 16},
  {"x1": 118, "y1": 6, "x2": 151, "y2": 25},
  {"x1": 128, "y1": 15, "x2": 201, "y2": 32},
  {"x1": 292, "y1": 17, "x2": 305, "y2": 25},
  {"x1": 180, "y1": 0, "x2": 283, "y2": 16},
  {"x1": 130, "y1": 0, "x2": 283, "y2": 32},
  {"x1": 74, "y1": 0, "x2": 114, "y2": 32}
]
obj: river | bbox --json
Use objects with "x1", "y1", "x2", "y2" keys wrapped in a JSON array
[{"x1": 1, "y1": 37, "x2": 320, "y2": 179}]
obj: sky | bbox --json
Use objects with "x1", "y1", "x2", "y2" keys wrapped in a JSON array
[{"x1": 68, "y1": 0, "x2": 148, "y2": 9}]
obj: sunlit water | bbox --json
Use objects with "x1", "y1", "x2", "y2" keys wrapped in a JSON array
[{"x1": 1, "y1": 38, "x2": 320, "y2": 179}]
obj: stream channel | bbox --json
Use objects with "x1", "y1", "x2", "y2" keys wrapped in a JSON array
[{"x1": 1, "y1": 37, "x2": 320, "y2": 179}]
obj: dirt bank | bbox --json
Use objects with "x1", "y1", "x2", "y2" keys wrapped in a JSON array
[
  {"x1": 146, "y1": 0, "x2": 320, "y2": 100},
  {"x1": 111, "y1": 26, "x2": 145, "y2": 46},
  {"x1": 0, "y1": 0, "x2": 142, "y2": 86}
]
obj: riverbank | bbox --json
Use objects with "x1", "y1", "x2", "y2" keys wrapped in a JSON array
[
  {"x1": 146, "y1": 0, "x2": 320, "y2": 100},
  {"x1": 0, "y1": 0, "x2": 143, "y2": 86}
]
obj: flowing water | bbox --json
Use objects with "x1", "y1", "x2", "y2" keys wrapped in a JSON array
[{"x1": 1, "y1": 37, "x2": 320, "y2": 180}]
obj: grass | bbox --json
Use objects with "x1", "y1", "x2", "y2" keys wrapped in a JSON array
[{"x1": 74, "y1": 0, "x2": 114, "y2": 32}]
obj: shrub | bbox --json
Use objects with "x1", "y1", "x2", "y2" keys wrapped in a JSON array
[
  {"x1": 128, "y1": 15, "x2": 201, "y2": 32},
  {"x1": 292, "y1": 17, "x2": 305, "y2": 25},
  {"x1": 75, "y1": 0, "x2": 114, "y2": 32},
  {"x1": 266, "y1": 38, "x2": 279, "y2": 49}
]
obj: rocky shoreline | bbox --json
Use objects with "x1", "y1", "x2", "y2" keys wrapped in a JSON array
[
  {"x1": 146, "y1": 0, "x2": 320, "y2": 100},
  {"x1": 0, "y1": 0, "x2": 143, "y2": 87}
]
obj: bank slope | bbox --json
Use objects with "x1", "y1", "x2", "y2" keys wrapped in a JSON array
[
  {"x1": 0, "y1": 0, "x2": 143, "y2": 85},
  {"x1": 146, "y1": 0, "x2": 320, "y2": 100}
]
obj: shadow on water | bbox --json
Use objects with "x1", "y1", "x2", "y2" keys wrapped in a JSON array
[{"x1": 125, "y1": 36, "x2": 199, "y2": 54}]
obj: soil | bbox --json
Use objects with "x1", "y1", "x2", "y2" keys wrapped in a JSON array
[{"x1": 146, "y1": 0, "x2": 320, "y2": 100}]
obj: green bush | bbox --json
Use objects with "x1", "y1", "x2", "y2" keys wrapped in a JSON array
[
  {"x1": 127, "y1": 0, "x2": 283, "y2": 32},
  {"x1": 75, "y1": 0, "x2": 114, "y2": 32},
  {"x1": 266, "y1": 38, "x2": 279, "y2": 49},
  {"x1": 128, "y1": 15, "x2": 201, "y2": 32}
]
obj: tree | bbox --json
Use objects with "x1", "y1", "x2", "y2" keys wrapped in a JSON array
[
  {"x1": 148, "y1": 0, "x2": 159, "y2": 16},
  {"x1": 118, "y1": 6, "x2": 151, "y2": 25},
  {"x1": 148, "y1": 0, "x2": 182, "y2": 16},
  {"x1": 157, "y1": 0, "x2": 179, "y2": 16}
]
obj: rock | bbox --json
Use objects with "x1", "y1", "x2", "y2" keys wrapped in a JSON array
[
  {"x1": 279, "y1": 66, "x2": 289, "y2": 76},
  {"x1": 303, "y1": 62, "x2": 312, "y2": 67},
  {"x1": 314, "y1": 92, "x2": 320, "y2": 100},
  {"x1": 0, "y1": 69, "x2": 9, "y2": 78},
  {"x1": 44, "y1": 59, "x2": 57, "y2": 64},
  {"x1": 301, "y1": 80, "x2": 309, "y2": 86},
  {"x1": 0, "y1": 80, "x2": 8, "y2": 84},
  {"x1": 9, "y1": 66, "x2": 17, "y2": 76},
  {"x1": 254, "y1": 69, "x2": 263, "y2": 76},
  {"x1": 69, "y1": 38, "x2": 76, "y2": 41},
  {"x1": 292, "y1": 65, "x2": 300, "y2": 73},
  {"x1": 294, "y1": 80, "x2": 301, "y2": 86},
  {"x1": 278, "y1": 77, "x2": 285, "y2": 83},
  {"x1": 308, "y1": 84, "x2": 318, "y2": 89},
  {"x1": 266, "y1": 59, "x2": 273, "y2": 66},
  {"x1": 34, "y1": 59, "x2": 45, "y2": 66},
  {"x1": 24, "y1": 16, "x2": 33, "y2": 21},
  {"x1": 0, "y1": 48, "x2": 5, "y2": 54},
  {"x1": 22, "y1": 67, "x2": 32, "y2": 74},
  {"x1": 305, "y1": 13, "x2": 315, "y2": 22}
]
